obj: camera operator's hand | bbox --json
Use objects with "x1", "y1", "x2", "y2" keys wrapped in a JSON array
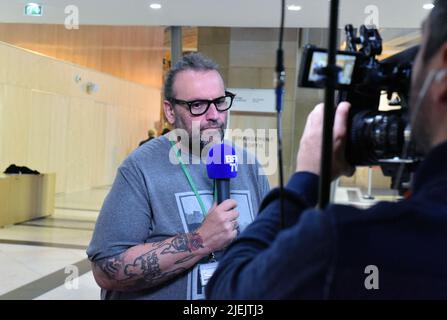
[{"x1": 296, "y1": 102, "x2": 355, "y2": 180}]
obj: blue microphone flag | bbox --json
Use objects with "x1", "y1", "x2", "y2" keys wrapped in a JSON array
[{"x1": 206, "y1": 143, "x2": 238, "y2": 179}]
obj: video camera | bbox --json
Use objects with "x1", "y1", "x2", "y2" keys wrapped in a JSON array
[{"x1": 298, "y1": 24, "x2": 422, "y2": 192}]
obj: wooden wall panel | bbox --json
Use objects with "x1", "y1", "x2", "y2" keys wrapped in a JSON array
[
  {"x1": 104, "y1": 104, "x2": 120, "y2": 184},
  {"x1": 0, "y1": 41, "x2": 161, "y2": 193},
  {"x1": 48, "y1": 95, "x2": 70, "y2": 193},
  {"x1": 0, "y1": 85, "x2": 32, "y2": 168},
  {"x1": 91, "y1": 102, "x2": 108, "y2": 187},
  {"x1": 0, "y1": 23, "x2": 165, "y2": 89},
  {"x1": 27, "y1": 91, "x2": 57, "y2": 173}
]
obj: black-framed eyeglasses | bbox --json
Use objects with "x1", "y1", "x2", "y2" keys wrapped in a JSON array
[{"x1": 169, "y1": 91, "x2": 236, "y2": 116}]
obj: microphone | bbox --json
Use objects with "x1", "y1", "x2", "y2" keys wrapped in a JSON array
[{"x1": 206, "y1": 143, "x2": 238, "y2": 204}]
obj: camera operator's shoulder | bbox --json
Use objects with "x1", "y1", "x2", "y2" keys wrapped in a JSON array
[{"x1": 327, "y1": 200, "x2": 409, "y2": 225}]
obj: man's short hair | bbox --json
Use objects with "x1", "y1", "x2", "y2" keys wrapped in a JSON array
[
  {"x1": 425, "y1": 0, "x2": 447, "y2": 62},
  {"x1": 163, "y1": 53, "x2": 220, "y2": 100}
]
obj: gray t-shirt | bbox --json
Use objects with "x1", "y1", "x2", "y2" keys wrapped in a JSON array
[{"x1": 87, "y1": 135, "x2": 270, "y2": 300}]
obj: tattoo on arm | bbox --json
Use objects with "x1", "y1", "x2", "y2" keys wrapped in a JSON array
[
  {"x1": 95, "y1": 232, "x2": 204, "y2": 290},
  {"x1": 97, "y1": 254, "x2": 124, "y2": 280},
  {"x1": 174, "y1": 254, "x2": 195, "y2": 264},
  {"x1": 160, "y1": 232, "x2": 204, "y2": 255}
]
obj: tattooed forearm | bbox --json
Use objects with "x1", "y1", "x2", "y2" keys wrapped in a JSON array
[
  {"x1": 160, "y1": 232, "x2": 204, "y2": 255},
  {"x1": 124, "y1": 251, "x2": 161, "y2": 278},
  {"x1": 93, "y1": 232, "x2": 206, "y2": 291},
  {"x1": 133, "y1": 267, "x2": 187, "y2": 290},
  {"x1": 174, "y1": 254, "x2": 195, "y2": 264},
  {"x1": 96, "y1": 253, "x2": 125, "y2": 280}
]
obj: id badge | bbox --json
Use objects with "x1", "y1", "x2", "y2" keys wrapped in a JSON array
[{"x1": 199, "y1": 262, "x2": 218, "y2": 287}]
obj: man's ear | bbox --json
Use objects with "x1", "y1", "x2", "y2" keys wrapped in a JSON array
[{"x1": 163, "y1": 100, "x2": 176, "y2": 125}]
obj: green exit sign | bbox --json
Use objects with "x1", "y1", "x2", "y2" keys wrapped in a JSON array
[{"x1": 24, "y1": 3, "x2": 43, "y2": 16}]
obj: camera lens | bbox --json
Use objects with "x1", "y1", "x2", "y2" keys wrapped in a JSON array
[{"x1": 347, "y1": 110, "x2": 406, "y2": 166}]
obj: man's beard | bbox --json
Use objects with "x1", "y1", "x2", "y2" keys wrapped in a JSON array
[
  {"x1": 199, "y1": 127, "x2": 225, "y2": 150},
  {"x1": 176, "y1": 119, "x2": 226, "y2": 157},
  {"x1": 173, "y1": 115, "x2": 226, "y2": 153}
]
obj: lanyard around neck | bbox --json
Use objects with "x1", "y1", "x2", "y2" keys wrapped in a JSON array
[{"x1": 170, "y1": 141, "x2": 217, "y2": 217}]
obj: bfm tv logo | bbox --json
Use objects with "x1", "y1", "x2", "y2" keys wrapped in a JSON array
[{"x1": 225, "y1": 155, "x2": 238, "y2": 173}]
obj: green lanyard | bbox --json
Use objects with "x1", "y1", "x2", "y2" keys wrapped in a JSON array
[{"x1": 170, "y1": 141, "x2": 217, "y2": 217}]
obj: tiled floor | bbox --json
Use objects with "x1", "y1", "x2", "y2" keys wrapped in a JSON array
[
  {"x1": 0, "y1": 187, "x2": 107, "y2": 300},
  {"x1": 35, "y1": 271, "x2": 100, "y2": 300}
]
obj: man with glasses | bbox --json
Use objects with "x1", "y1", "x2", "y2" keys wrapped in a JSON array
[{"x1": 87, "y1": 53, "x2": 270, "y2": 300}]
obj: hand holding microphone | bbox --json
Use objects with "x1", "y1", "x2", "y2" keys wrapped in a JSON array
[
  {"x1": 197, "y1": 143, "x2": 240, "y2": 253},
  {"x1": 197, "y1": 200, "x2": 239, "y2": 252}
]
